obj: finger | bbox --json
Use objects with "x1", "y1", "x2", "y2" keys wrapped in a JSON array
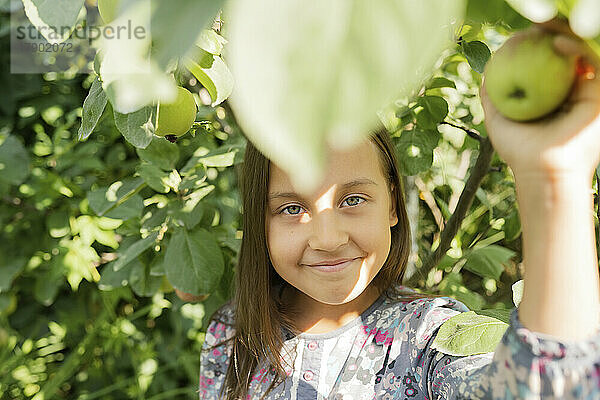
[
  {"x1": 550, "y1": 34, "x2": 600, "y2": 106},
  {"x1": 553, "y1": 35, "x2": 600, "y2": 70}
]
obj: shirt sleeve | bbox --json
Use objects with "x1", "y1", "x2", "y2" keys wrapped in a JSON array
[
  {"x1": 422, "y1": 302, "x2": 600, "y2": 399},
  {"x1": 199, "y1": 302, "x2": 236, "y2": 400}
]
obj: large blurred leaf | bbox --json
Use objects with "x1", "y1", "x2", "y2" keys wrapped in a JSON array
[
  {"x1": 150, "y1": 0, "x2": 225, "y2": 69},
  {"x1": 504, "y1": 0, "x2": 557, "y2": 23},
  {"x1": 98, "y1": 0, "x2": 176, "y2": 113},
  {"x1": 164, "y1": 227, "x2": 224, "y2": 295},
  {"x1": 569, "y1": 0, "x2": 600, "y2": 38},
  {"x1": 224, "y1": 0, "x2": 465, "y2": 192},
  {"x1": 21, "y1": 0, "x2": 84, "y2": 44}
]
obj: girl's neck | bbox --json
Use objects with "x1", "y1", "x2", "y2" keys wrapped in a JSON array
[{"x1": 280, "y1": 284, "x2": 382, "y2": 335}]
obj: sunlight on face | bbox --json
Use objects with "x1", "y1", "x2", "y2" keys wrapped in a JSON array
[{"x1": 265, "y1": 139, "x2": 398, "y2": 309}]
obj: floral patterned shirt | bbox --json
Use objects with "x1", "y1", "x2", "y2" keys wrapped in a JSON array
[{"x1": 198, "y1": 285, "x2": 600, "y2": 399}]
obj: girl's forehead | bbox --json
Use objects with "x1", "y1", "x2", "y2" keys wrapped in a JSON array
[{"x1": 268, "y1": 140, "x2": 384, "y2": 192}]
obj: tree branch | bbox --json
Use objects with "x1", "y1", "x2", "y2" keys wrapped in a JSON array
[
  {"x1": 403, "y1": 136, "x2": 495, "y2": 288},
  {"x1": 441, "y1": 121, "x2": 482, "y2": 141}
]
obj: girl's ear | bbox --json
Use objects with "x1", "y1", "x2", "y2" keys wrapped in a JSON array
[{"x1": 389, "y1": 184, "x2": 398, "y2": 227}]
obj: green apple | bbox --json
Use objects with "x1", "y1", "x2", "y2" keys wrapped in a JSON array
[
  {"x1": 98, "y1": 0, "x2": 121, "y2": 24},
  {"x1": 155, "y1": 86, "x2": 197, "y2": 142},
  {"x1": 484, "y1": 30, "x2": 577, "y2": 121}
]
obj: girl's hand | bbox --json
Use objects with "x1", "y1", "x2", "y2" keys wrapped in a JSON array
[{"x1": 480, "y1": 21, "x2": 600, "y2": 180}]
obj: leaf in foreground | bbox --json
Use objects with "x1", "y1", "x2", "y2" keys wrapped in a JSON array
[{"x1": 432, "y1": 311, "x2": 508, "y2": 356}]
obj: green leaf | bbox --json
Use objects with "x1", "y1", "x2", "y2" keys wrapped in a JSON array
[
  {"x1": 463, "y1": 245, "x2": 515, "y2": 280},
  {"x1": 472, "y1": 308, "x2": 513, "y2": 325},
  {"x1": 129, "y1": 261, "x2": 162, "y2": 297},
  {"x1": 170, "y1": 185, "x2": 214, "y2": 229},
  {"x1": 135, "y1": 163, "x2": 170, "y2": 193},
  {"x1": 512, "y1": 279, "x2": 524, "y2": 307},
  {"x1": 437, "y1": 272, "x2": 486, "y2": 311},
  {"x1": 178, "y1": 164, "x2": 207, "y2": 192},
  {"x1": 34, "y1": 261, "x2": 65, "y2": 306},
  {"x1": 135, "y1": 136, "x2": 180, "y2": 171},
  {"x1": 184, "y1": 49, "x2": 234, "y2": 107},
  {"x1": 0, "y1": 258, "x2": 27, "y2": 292},
  {"x1": 416, "y1": 96, "x2": 448, "y2": 127},
  {"x1": 21, "y1": 0, "x2": 85, "y2": 44},
  {"x1": 432, "y1": 311, "x2": 509, "y2": 356},
  {"x1": 113, "y1": 232, "x2": 159, "y2": 272},
  {"x1": 225, "y1": 0, "x2": 465, "y2": 191},
  {"x1": 164, "y1": 227, "x2": 224, "y2": 295},
  {"x1": 113, "y1": 106, "x2": 155, "y2": 149},
  {"x1": 427, "y1": 77, "x2": 456, "y2": 90},
  {"x1": 47, "y1": 209, "x2": 71, "y2": 238},
  {"x1": 460, "y1": 40, "x2": 491, "y2": 73},
  {"x1": 182, "y1": 145, "x2": 242, "y2": 174},
  {"x1": 78, "y1": 78, "x2": 108, "y2": 141},
  {"x1": 149, "y1": 254, "x2": 165, "y2": 276},
  {"x1": 0, "y1": 135, "x2": 30, "y2": 186},
  {"x1": 195, "y1": 29, "x2": 228, "y2": 55},
  {"x1": 394, "y1": 128, "x2": 439, "y2": 176},
  {"x1": 504, "y1": 209, "x2": 521, "y2": 241},
  {"x1": 98, "y1": 260, "x2": 132, "y2": 290},
  {"x1": 87, "y1": 178, "x2": 145, "y2": 219},
  {"x1": 435, "y1": 254, "x2": 459, "y2": 271}
]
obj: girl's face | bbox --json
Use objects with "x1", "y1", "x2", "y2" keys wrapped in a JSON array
[{"x1": 266, "y1": 139, "x2": 398, "y2": 306}]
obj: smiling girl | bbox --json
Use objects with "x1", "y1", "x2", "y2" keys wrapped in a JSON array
[{"x1": 198, "y1": 26, "x2": 600, "y2": 400}]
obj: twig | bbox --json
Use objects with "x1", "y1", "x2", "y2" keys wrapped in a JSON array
[
  {"x1": 404, "y1": 136, "x2": 495, "y2": 288},
  {"x1": 440, "y1": 121, "x2": 482, "y2": 142}
]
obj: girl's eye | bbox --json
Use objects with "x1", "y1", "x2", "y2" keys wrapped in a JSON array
[{"x1": 279, "y1": 196, "x2": 366, "y2": 216}]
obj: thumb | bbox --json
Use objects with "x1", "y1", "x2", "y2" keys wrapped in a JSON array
[{"x1": 553, "y1": 34, "x2": 600, "y2": 72}]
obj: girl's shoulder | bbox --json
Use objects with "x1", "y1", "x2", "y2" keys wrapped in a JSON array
[
  {"x1": 203, "y1": 300, "x2": 236, "y2": 349},
  {"x1": 368, "y1": 285, "x2": 471, "y2": 340}
]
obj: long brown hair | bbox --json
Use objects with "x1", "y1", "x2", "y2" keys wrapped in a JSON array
[{"x1": 206, "y1": 125, "x2": 445, "y2": 399}]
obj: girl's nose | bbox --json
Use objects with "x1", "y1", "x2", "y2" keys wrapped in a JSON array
[{"x1": 307, "y1": 209, "x2": 349, "y2": 252}]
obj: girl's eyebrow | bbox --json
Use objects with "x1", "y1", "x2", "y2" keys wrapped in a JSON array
[{"x1": 268, "y1": 178, "x2": 378, "y2": 201}]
